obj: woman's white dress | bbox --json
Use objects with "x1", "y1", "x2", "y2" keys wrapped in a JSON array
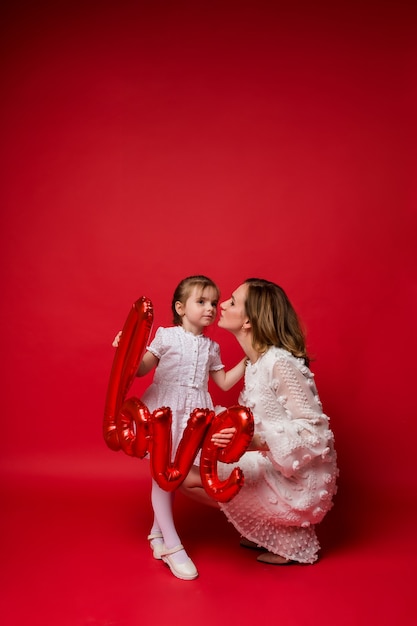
[{"x1": 218, "y1": 347, "x2": 338, "y2": 563}]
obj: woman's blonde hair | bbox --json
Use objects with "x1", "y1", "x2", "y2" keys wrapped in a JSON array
[
  {"x1": 171, "y1": 275, "x2": 220, "y2": 325},
  {"x1": 244, "y1": 278, "x2": 309, "y2": 365}
]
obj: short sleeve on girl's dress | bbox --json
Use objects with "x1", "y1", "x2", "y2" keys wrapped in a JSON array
[
  {"x1": 146, "y1": 327, "x2": 166, "y2": 359},
  {"x1": 209, "y1": 339, "x2": 224, "y2": 371}
]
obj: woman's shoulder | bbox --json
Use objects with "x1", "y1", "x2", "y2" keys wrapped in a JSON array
[
  {"x1": 264, "y1": 346, "x2": 309, "y2": 372},
  {"x1": 264, "y1": 346, "x2": 292, "y2": 362}
]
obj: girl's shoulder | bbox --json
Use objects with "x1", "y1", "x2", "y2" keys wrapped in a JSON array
[
  {"x1": 155, "y1": 325, "x2": 176, "y2": 332},
  {"x1": 207, "y1": 336, "x2": 221, "y2": 351},
  {"x1": 154, "y1": 325, "x2": 180, "y2": 336},
  {"x1": 150, "y1": 325, "x2": 178, "y2": 344},
  {"x1": 149, "y1": 326, "x2": 184, "y2": 356}
]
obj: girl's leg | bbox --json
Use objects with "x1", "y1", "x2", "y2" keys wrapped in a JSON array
[
  {"x1": 151, "y1": 479, "x2": 189, "y2": 565},
  {"x1": 148, "y1": 515, "x2": 164, "y2": 557}
]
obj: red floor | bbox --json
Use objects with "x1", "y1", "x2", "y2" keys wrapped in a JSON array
[{"x1": 1, "y1": 458, "x2": 416, "y2": 626}]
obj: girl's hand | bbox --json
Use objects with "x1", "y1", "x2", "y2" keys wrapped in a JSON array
[
  {"x1": 211, "y1": 427, "x2": 236, "y2": 448},
  {"x1": 112, "y1": 331, "x2": 122, "y2": 347}
]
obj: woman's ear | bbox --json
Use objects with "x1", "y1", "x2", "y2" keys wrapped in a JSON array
[{"x1": 242, "y1": 319, "x2": 251, "y2": 330}]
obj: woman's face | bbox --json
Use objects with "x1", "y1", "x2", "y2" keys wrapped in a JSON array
[{"x1": 218, "y1": 283, "x2": 248, "y2": 333}]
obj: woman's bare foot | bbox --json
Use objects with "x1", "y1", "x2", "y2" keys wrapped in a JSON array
[{"x1": 240, "y1": 537, "x2": 262, "y2": 550}]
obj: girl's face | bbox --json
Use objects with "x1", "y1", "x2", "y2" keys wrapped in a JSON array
[
  {"x1": 218, "y1": 283, "x2": 248, "y2": 333},
  {"x1": 176, "y1": 285, "x2": 219, "y2": 334}
]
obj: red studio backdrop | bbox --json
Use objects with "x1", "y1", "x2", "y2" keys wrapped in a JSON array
[{"x1": 0, "y1": 2, "x2": 416, "y2": 625}]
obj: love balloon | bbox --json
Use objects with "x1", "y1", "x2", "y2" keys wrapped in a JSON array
[{"x1": 103, "y1": 296, "x2": 254, "y2": 502}]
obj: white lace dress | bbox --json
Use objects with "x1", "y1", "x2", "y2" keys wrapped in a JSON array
[
  {"x1": 218, "y1": 347, "x2": 338, "y2": 563},
  {"x1": 141, "y1": 326, "x2": 224, "y2": 460}
]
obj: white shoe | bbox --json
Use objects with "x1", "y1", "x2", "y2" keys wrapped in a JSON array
[
  {"x1": 147, "y1": 532, "x2": 166, "y2": 560},
  {"x1": 160, "y1": 544, "x2": 198, "y2": 581}
]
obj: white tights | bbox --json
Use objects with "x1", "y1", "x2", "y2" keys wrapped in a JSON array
[{"x1": 150, "y1": 479, "x2": 188, "y2": 564}]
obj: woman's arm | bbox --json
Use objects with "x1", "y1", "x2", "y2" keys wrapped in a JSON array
[
  {"x1": 257, "y1": 358, "x2": 333, "y2": 476},
  {"x1": 210, "y1": 357, "x2": 247, "y2": 391}
]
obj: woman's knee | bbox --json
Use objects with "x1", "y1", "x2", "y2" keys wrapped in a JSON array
[{"x1": 181, "y1": 466, "x2": 202, "y2": 491}]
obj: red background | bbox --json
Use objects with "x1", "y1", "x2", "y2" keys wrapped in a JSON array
[{"x1": 1, "y1": 2, "x2": 416, "y2": 625}]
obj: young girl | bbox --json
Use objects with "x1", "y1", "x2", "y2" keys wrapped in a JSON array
[{"x1": 119, "y1": 275, "x2": 246, "y2": 580}]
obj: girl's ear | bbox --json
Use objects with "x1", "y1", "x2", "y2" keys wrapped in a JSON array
[
  {"x1": 175, "y1": 301, "x2": 184, "y2": 317},
  {"x1": 242, "y1": 319, "x2": 251, "y2": 330}
]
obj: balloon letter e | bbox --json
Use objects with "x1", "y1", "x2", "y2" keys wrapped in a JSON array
[{"x1": 200, "y1": 406, "x2": 254, "y2": 503}]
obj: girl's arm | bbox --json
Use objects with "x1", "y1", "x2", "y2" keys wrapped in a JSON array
[
  {"x1": 136, "y1": 350, "x2": 159, "y2": 376},
  {"x1": 112, "y1": 332, "x2": 159, "y2": 377},
  {"x1": 210, "y1": 357, "x2": 247, "y2": 391}
]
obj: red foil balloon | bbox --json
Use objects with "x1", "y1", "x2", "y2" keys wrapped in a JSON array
[
  {"x1": 150, "y1": 407, "x2": 214, "y2": 490},
  {"x1": 200, "y1": 406, "x2": 254, "y2": 503},
  {"x1": 116, "y1": 397, "x2": 152, "y2": 458},
  {"x1": 103, "y1": 296, "x2": 153, "y2": 451}
]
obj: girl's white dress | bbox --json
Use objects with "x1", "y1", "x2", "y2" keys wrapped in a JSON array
[
  {"x1": 141, "y1": 326, "x2": 224, "y2": 459},
  {"x1": 218, "y1": 347, "x2": 338, "y2": 563}
]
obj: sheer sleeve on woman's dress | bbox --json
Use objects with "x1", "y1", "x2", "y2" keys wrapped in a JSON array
[{"x1": 258, "y1": 356, "x2": 335, "y2": 479}]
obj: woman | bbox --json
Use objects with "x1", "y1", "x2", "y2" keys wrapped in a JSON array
[{"x1": 181, "y1": 278, "x2": 338, "y2": 564}]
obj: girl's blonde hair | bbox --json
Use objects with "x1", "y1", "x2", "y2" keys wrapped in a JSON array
[
  {"x1": 171, "y1": 275, "x2": 220, "y2": 325},
  {"x1": 244, "y1": 278, "x2": 309, "y2": 365}
]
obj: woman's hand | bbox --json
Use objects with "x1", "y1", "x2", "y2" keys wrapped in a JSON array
[
  {"x1": 112, "y1": 331, "x2": 122, "y2": 347},
  {"x1": 211, "y1": 427, "x2": 236, "y2": 448}
]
